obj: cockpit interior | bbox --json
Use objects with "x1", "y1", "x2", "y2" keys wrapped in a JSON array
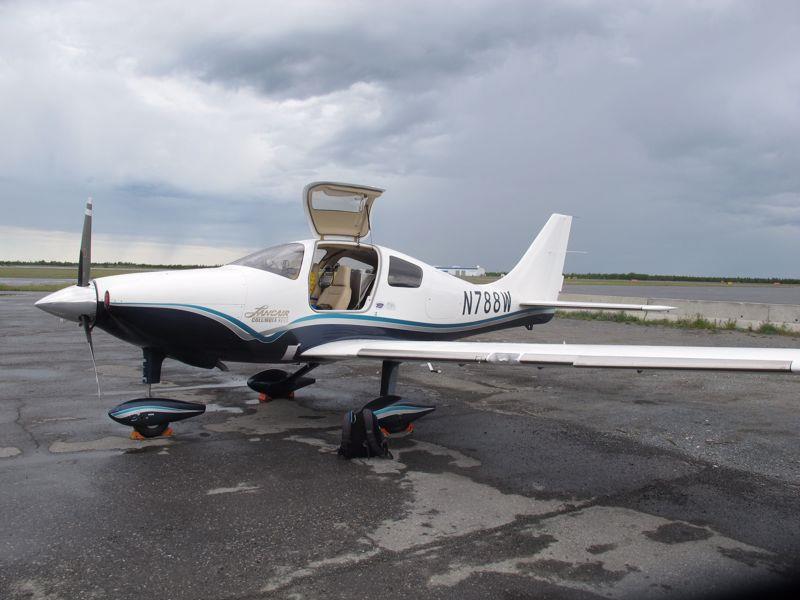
[{"x1": 309, "y1": 243, "x2": 378, "y2": 311}]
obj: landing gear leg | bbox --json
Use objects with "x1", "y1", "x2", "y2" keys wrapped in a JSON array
[
  {"x1": 142, "y1": 348, "x2": 165, "y2": 385},
  {"x1": 287, "y1": 362, "x2": 319, "y2": 387},
  {"x1": 130, "y1": 348, "x2": 173, "y2": 440},
  {"x1": 380, "y1": 360, "x2": 400, "y2": 396}
]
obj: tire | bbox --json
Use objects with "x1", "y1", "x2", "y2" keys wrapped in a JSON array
[{"x1": 133, "y1": 423, "x2": 169, "y2": 438}]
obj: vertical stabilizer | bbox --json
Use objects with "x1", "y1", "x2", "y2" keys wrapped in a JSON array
[{"x1": 497, "y1": 214, "x2": 572, "y2": 301}]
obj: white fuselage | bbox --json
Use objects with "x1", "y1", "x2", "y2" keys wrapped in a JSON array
[{"x1": 84, "y1": 239, "x2": 550, "y2": 368}]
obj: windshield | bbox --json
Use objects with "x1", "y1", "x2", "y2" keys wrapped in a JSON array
[{"x1": 230, "y1": 243, "x2": 304, "y2": 279}]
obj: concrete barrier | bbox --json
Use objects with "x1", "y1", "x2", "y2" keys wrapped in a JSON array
[{"x1": 557, "y1": 293, "x2": 800, "y2": 332}]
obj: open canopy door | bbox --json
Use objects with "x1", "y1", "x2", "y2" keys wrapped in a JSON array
[{"x1": 303, "y1": 182, "x2": 384, "y2": 241}]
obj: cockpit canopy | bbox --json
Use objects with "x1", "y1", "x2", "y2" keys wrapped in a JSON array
[{"x1": 303, "y1": 182, "x2": 384, "y2": 241}]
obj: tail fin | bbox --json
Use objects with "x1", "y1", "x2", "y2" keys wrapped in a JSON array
[{"x1": 498, "y1": 214, "x2": 572, "y2": 301}]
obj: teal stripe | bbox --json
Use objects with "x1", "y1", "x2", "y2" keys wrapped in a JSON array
[
  {"x1": 288, "y1": 310, "x2": 547, "y2": 329},
  {"x1": 110, "y1": 406, "x2": 201, "y2": 417},
  {"x1": 374, "y1": 405, "x2": 432, "y2": 416}
]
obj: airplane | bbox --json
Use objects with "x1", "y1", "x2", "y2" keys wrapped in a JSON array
[{"x1": 35, "y1": 182, "x2": 800, "y2": 450}]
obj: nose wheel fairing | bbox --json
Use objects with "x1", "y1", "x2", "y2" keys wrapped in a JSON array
[{"x1": 108, "y1": 399, "x2": 206, "y2": 438}]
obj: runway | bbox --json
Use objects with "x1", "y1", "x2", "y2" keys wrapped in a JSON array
[{"x1": 2, "y1": 291, "x2": 799, "y2": 599}]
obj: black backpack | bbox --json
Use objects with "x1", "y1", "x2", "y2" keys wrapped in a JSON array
[{"x1": 338, "y1": 408, "x2": 392, "y2": 459}]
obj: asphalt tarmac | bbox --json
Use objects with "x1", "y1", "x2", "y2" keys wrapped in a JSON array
[{"x1": 2, "y1": 291, "x2": 799, "y2": 599}]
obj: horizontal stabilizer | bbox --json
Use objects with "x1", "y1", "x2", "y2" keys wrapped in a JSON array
[{"x1": 520, "y1": 300, "x2": 675, "y2": 312}]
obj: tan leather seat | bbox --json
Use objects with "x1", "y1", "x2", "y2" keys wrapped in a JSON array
[
  {"x1": 317, "y1": 265, "x2": 352, "y2": 310},
  {"x1": 309, "y1": 262, "x2": 321, "y2": 304}
]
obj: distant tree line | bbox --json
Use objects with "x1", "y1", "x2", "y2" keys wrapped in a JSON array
[{"x1": 0, "y1": 260, "x2": 217, "y2": 269}]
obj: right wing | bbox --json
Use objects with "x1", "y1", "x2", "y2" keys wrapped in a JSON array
[{"x1": 301, "y1": 339, "x2": 800, "y2": 373}]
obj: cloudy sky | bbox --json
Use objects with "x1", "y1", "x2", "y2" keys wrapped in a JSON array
[{"x1": 0, "y1": 0, "x2": 798, "y2": 275}]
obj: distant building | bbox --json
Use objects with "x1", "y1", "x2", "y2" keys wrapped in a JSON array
[{"x1": 435, "y1": 265, "x2": 486, "y2": 277}]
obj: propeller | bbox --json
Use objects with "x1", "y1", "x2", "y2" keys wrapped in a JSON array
[
  {"x1": 77, "y1": 197, "x2": 102, "y2": 399},
  {"x1": 34, "y1": 197, "x2": 102, "y2": 399}
]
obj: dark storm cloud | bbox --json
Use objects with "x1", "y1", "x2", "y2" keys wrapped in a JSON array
[
  {"x1": 0, "y1": 1, "x2": 799, "y2": 273},
  {"x1": 157, "y1": 4, "x2": 604, "y2": 100}
]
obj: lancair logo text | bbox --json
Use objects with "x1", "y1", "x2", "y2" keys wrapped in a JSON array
[{"x1": 245, "y1": 305, "x2": 290, "y2": 323}]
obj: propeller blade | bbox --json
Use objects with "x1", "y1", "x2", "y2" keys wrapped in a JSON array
[
  {"x1": 81, "y1": 315, "x2": 102, "y2": 400},
  {"x1": 75, "y1": 198, "x2": 100, "y2": 399},
  {"x1": 78, "y1": 197, "x2": 92, "y2": 286}
]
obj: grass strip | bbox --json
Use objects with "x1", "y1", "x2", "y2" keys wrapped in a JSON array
[
  {"x1": 556, "y1": 310, "x2": 800, "y2": 337},
  {"x1": 461, "y1": 276, "x2": 797, "y2": 287},
  {"x1": 0, "y1": 267, "x2": 162, "y2": 279},
  {"x1": 0, "y1": 283, "x2": 72, "y2": 292}
]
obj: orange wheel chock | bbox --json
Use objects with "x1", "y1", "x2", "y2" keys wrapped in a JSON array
[
  {"x1": 130, "y1": 426, "x2": 174, "y2": 440},
  {"x1": 258, "y1": 393, "x2": 272, "y2": 403}
]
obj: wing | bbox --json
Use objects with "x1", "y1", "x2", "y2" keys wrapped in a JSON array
[{"x1": 300, "y1": 339, "x2": 800, "y2": 373}]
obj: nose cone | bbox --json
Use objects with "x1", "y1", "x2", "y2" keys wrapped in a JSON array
[{"x1": 35, "y1": 284, "x2": 97, "y2": 322}]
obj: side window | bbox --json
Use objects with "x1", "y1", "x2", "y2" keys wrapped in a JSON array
[{"x1": 388, "y1": 256, "x2": 423, "y2": 288}]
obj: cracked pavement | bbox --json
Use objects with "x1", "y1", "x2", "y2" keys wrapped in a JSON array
[{"x1": 1, "y1": 291, "x2": 800, "y2": 599}]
